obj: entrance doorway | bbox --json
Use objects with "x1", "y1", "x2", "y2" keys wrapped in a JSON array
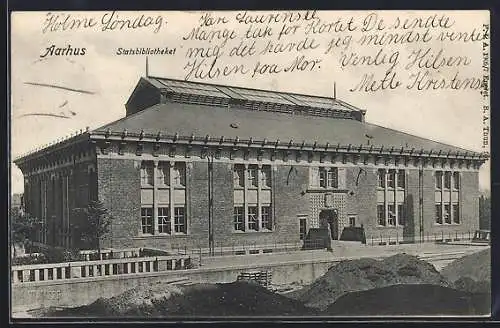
[
  {"x1": 299, "y1": 218, "x2": 307, "y2": 241},
  {"x1": 319, "y1": 209, "x2": 339, "y2": 240}
]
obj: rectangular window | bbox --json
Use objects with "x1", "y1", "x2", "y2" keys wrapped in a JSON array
[
  {"x1": 453, "y1": 172, "x2": 460, "y2": 190},
  {"x1": 378, "y1": 169, "x2": 385, "y2": 188},
  {"x1": 248, "y1": 206, "x2": 258, "y2": 231},
  {"x1": 157, "y1": 164, "x2": 170, "y2": 186},
  {"x1": 435, "y1": 171, "x2": 443, "y2": 189},
  {"x1": 158, "y1": 207, "x2": 170, "y2": 234},
  {"x1": 261, "y1": 206, "x2": 272, "y2": 230},
  {"x1": 260, "y1": 166, "x2": 271, "y2": 188},
  {"x1": 141, "y1": 163, "x2": 154, "y2": 186},
  {"x1": 299, "y1": 218, "x2": 307, "y2": 240},
  {"x1": 172, "y1": 163, "x2": 186, "y2": 187},
  {"x1": 349, "y1": 216, "x2": 356, "y2": 227},
  {"x1": 444, "y1": 172, "x2": 452, "y2": 189},
  {"x1": 327, "y1": 168, "x2": 338, "y2": 188},
  {"x1": 248, "y1": 166, "x2": 258, "y2": 187},
  {"x1": 319, "y1": 167, "x2": 338, "y2": 188},
  {"x1": 174, "y1": 207, "x2": 186, "y2": 233},
  {"x1": 388, "y1": 204, "x2": 396, "y2": 226},
  {"x1": 397, "y1": 204, "x2": 405, "y2": 226},
  {"x1": 377, "y1": 204, "x2": 386, "y2": 226},
  {"x1": 397, "y1": 170, "x2": 405, "y2": 189},
  {"x1": 435, "y1": 204, "x2": 443, "y2": 224},
  {"x1": 444, "y1": 204, "x2": 451, "y2": 224},
  {"x1": 453, "y1": 204, "x2": 460, "y2": 224},
  {"x1": 319, "y1": 168, "x2": 327, "y2": 188},
  {"x1": 234, "y1": 206, "x2": 244, "y2": 231},
  {"x1": 387, "y1": 170, "x2": 395, "y2": 188},
  {"x1": 141, "y1": 207, "x2": 153, "y2": 234},
  {"x1": 234, "y1": 165, "x2": 245, "y2": 188}
]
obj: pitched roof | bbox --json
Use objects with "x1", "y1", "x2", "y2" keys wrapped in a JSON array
[
  {"x1": 130, "y1": 76, "x2": 365, "y2": 120},
  {"x1": 94, "y1": 101, "x2": 474, "y2": 155}
]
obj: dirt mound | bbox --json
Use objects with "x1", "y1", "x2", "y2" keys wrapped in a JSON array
[
  {"x1": 45, "y1": 281, "x2": 184, "y2": 317},
  {"x1": 325, "y1": 284, "x2": 490, "y2": 316},
  {"x1": 441, "y1": 248, "x2": 490, "y2": 283},
  {"x1": 289, "y1": 253, "x2": 450, "y2": 310},
  {"x1": 45, "y1": 281, "x2": 316, "y2": 317}
]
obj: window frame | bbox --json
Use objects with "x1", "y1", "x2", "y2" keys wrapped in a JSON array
[
  {"x1": 377, "y1": 204, "x2": 386, "y2": 226},
  {"x1": 158, "y1": 207, "x2": 171, "y2": 234},
  {"x1": 141, "y1": 207, "x2": 153, "y2": 235},
  {"x1": 233, "y1": 206, "x2": 245, "y2": 231},
  {"x1": 173, "y1": 206, "x2": 186, "y2": 233},
  {"x1": 261, "y1": 205, "x2": 272, "y2": 230},
  {"x1": 247, "y1": 206, "x2": 258, "y2": 231}
]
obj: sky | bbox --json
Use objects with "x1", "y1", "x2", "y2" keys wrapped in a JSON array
[{"x1": 10, "y1": 10, "x2": 490, "y2": 194}]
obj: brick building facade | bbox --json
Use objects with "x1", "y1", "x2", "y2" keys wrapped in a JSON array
[{"x1": 14, "y1": 77, "x2": 488, "y2": 252}]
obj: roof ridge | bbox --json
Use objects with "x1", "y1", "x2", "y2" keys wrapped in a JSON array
[{"x1": 145, "y1": 75, "x2": 362, "y2": 111}]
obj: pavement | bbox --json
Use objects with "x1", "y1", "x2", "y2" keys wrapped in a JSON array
[{"x1": 196, "y1": 241, "x2": 489, "y2": 270}]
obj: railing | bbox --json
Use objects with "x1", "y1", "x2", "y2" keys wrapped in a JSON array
[
  {"x1": 11, "y1": 254, "x2": 192, "y2": 285},
  {"x1": 369, "y1": 230, "x2": 475, "y2": 246}
]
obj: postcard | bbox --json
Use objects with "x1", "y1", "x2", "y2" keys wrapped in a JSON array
[{"x1": 9, "y1": 10, "x2": 491, "y2": 319}]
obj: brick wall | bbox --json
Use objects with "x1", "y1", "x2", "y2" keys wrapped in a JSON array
[{"x1": 97, "y1": 158, "x2": 141, "y2": 249}]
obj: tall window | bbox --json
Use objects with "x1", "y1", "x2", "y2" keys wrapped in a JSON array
[
  {"x1": 435, "y1": 204, "x2": 443, "y2": 224},
  {"x1": 444, "y1": 204, "x2": 451, "y2": 224},
  {"x1": 435, "y1": 170, "x2": 460, "y2": 225},
  {"x1": 157, "y1": 163, "x2": 170, "y2": 186},
  {"x1": 261, "y1": 206, "x2": 272, "y2": 230},
  {"x1": 248, "y1": 206, "x2": 258, "y2": 231},
  {"x1": 140, "y1": 161, "x2": 187, "y2": 235},
  {"x1": 141, "y1": 163, "x2": 154, "y2": 186},
  {"x1": 435, "y1": 171, "x2": 443, "y2": 189},
  {"x1": 261, "y1": 166, "x2": 271, "y2": 188},
  {"x1": 377, "y1": 169, "x2": 406, "y2": 226},
  {"x1": 398, "y1": 204, "x2": 406, "y2": 226},
  {"x1": 378, "y1": 169, "x2": 385, "y2": 188},
  {"x1": 234, "y1": 206, "x2": 244, "y2": 231},
  {"x1": 444, "y1": 172, "x2": 452, "y2": 189},
  {"x1": 453, "y1": 204, "x2": 460, "y2": 224},
  {"x1": 233, "y1": 165, "x2": 245, "y2": 188},
  {"x1": 388, "y1": 204, "x2": 396, "y2": 226},
  {"x1": 174, "y1": 207, "x2": 186, "y2": 233},
  {"x1": 387, "y1": 170, "x2": 395, "y2": 188},
  {"x1": 453, "y1": 172, "x2": 460, "y2": 190},
  {"x1": 397, "y1": 170, "x2": 405, "y2": 188},
  {"x1": 141, "y1": 207, "x2": 153, "y2": 234},
  {"x1": 377, "y1": 204, "x2": 386, "y2": 226},
  {"x1": 248, "y1": 166, "x2": 258, "y2": 187},
  {"x1": 233, "y1": 164, "x2": 273, "y2": 232},
  {"x1": 158, "y1": 207, "x2": 170, "y2": 234},
  {"x1": 319, "y1": 167, "x2": 338, "y2": 188},
  {"x1": 172, "y1": 163, "x2": 186, "y2": 186}
]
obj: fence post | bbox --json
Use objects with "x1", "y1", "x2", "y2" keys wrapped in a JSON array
[
  {"x1": 441, "y1": 231, "x2": 444, "y2": 241},
  {"x1": 371, "y1": 236, "x2": 373, "y2": 246},
  {"x1": 199, "y1": 246, "x2": 202, "y2": 266}
]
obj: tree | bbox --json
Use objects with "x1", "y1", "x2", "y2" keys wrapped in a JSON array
[
  {"x1": 10, "y1": 207, "x2": 42, "y2": 257},
  {"x1": 479, "y1": 195, "x2": 491, "y2": 230},
  {"x1": 71, "y1": 200, "x2": 111, "y2": 255}
]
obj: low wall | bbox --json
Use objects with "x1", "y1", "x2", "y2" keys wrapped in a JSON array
[{"x1": 12, "y1": 258, "x2": 337, "y2": 313}]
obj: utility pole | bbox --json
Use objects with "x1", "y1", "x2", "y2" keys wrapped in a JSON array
[{"x1": 207, "y1": 152, "x2": 214, "y2": 256}]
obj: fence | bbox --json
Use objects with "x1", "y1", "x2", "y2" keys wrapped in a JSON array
[
  {"x1": 237, "y1": 270, "x2": 273, "y2": 289},
  {"x1": 369, "y1": 230, "x2": 475, "y2": 246},
  {"x1": 11, "y1": 254, "x2": 192, "y2": 285}
]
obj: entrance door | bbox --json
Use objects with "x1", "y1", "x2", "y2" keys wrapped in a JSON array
[{"x1": 319, "y1": 209, "x2": 339, "y2": 240}]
